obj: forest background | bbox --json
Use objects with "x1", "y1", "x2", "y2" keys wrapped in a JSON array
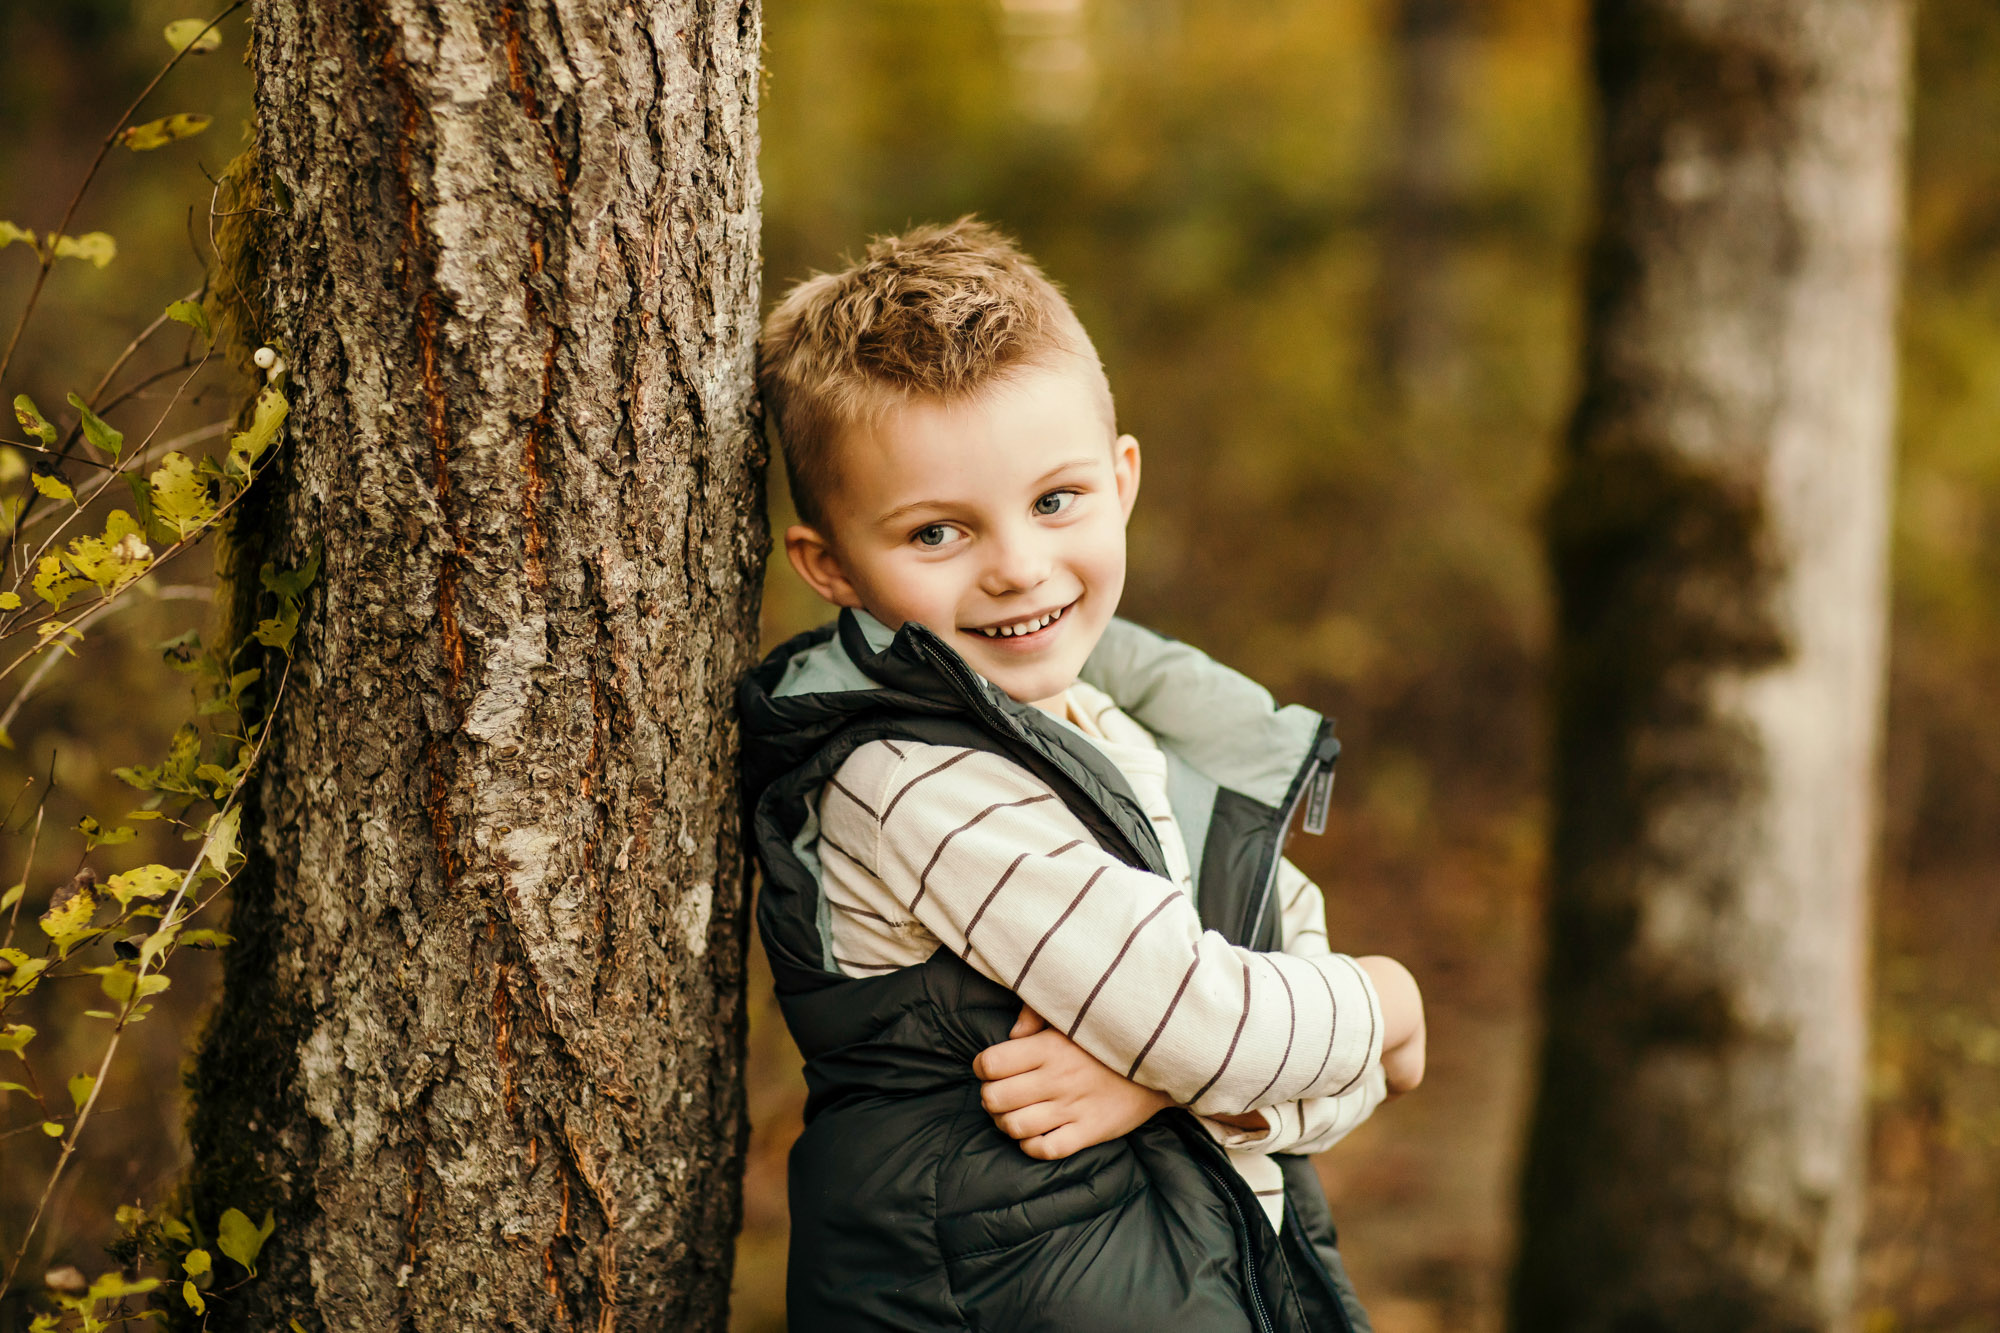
[{"x1": 0, "y1": 1, "x2": 1994, "y2": 1331}]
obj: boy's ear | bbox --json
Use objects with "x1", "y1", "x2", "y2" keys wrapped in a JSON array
[
  {"x1": 784, "y1": 524, "x2": 863, "y2": 608},
  {"x1": 1113, "y1": 433, "x2": 1142, "y2": 519}
]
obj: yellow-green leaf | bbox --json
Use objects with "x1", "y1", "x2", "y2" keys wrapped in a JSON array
[
  {"x1": 181, "y1": 1280, "x2": 205, "y2": 1315},
  {"x1": 67, "y1": 1073, "x2": 95, "y2": 1113},
  {"x1": 0, "y1": 1023, "x2": 34, "y2": 1055},
  {"x1": 166, "y1": 299, "x2": 211, "y2": 341},
  {"x1": 228, "y1": 385, "x2": 287, "y2": 475},
  {"x1": 107, "y1": 864, "x2": 181, "y2": 907},
  {"x1": 147, "y1": 452, "x2": 214, "y2": 539},
  {"x1": 0, "y1": 221, "x2": 36, "y2": 251},
  {"x1": 33, "y1": 554, "x2": 90, "y2": 607},
  {"x1": 87, "y1": 1273, "x2": 159, "y2": 1300},
  {"x1": 164, "y1": 19, "x2": 223, "y2": 53},
  {"x1": 13, "y1": 394, "x2": 56, "y2": 445},
  {"x1": 41, "y1": 1120, "x2": 63, "y2": 1137},
  {"x1": 39, "y1": 883, "x2": 96, "y2": 938},
  {"x1": 51, "y1": 233, "x2": 115, "y2": 268},
  {"x1": 66, "y1": 393, "x2": 122, "y2": 459},
  {"x1": 0, "y1": 883, "x2": 21, "y2": 910},
  {"x1": 121, "y1": 114, "x2": 212, "y2": 152},
  {"x1": 30, "y1": 472, "x2": 74, "y2": 505},
  {"x1": 204, "y1": 805, "x2": 241, "y2": 876},
  {"x1": 64, "y1": 510, "x2": 151, "y2": 590},
  {"x1": 0, "y1": 592, "x2": 20, "y2": 610},
  {"x1": 0, "y1": 955, "x2": 45, "y2": 992},
  {"x1": 216, "y1": 1207, "x2": 274, "y2": 1275}
]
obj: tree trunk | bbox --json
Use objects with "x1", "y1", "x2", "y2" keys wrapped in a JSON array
[
  {"x1": 1374, "y1": 0, "x2": 1477, "y2": 412},
  {"x1": 182, "y1": 2, "x2": 763, "y2": 1328},
  {"x1": 1511, "y1": 3, "x2": 1906, "y2": 1330}
]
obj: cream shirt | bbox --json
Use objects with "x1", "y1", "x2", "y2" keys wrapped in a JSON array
[{"x1": 815, "y1": 679, "x2": 1388, "y2": 1228}]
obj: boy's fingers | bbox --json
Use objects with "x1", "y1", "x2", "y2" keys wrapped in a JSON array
[
  {"x1": 979, "y1": 1069, "x2": 1054, "y2": 1114},
  {"x1": 1010, "y1": 1004, "x2": 1048, "y2": 1039},
  {"x1": 993, "y1": 1101, "x2": 1067, "y2": 1142},
  {"x1": 972, "y1": 1030, "x2": 1057, "y2": 1082},
  {"x1": 1022, "y1": 1126, "x2": 1081, "y2": 1161}
]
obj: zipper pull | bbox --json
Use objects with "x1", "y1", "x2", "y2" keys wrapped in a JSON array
[
  {"x1": 1302, "y1": 732, "x2": 1340, "y2": 835},
  {"x1": 1302, "y1": 763, "x2": 1335, "y2": 835}
]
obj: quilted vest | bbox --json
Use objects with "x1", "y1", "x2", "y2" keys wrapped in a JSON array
[{"x1": 738, "y1": 609, "x2": 1370, "y2": 1333}]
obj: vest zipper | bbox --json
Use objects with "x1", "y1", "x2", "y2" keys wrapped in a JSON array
[
  {"x1": 1244, "y1": 722, "x2": 1341, "y2": 947},
  {"x1": 1191, "y1": 1148, "x2": 1280, "y2": 1333}
]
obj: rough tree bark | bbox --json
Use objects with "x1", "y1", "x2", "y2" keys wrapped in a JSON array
[
  {"x1": 1512, "y1": 2, "x2": 1907, "y2": 1330},
  {"x1": 182, "y1": 1, "x2": 763, "y2": 1328}
]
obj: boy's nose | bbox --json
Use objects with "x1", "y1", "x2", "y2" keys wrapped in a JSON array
[{"x1": 979, "y1": 528, "x2": 1053, "y2": 596}]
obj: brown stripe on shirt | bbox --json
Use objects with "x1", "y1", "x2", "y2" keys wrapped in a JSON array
[
  {"x1": 880, "y1": 749, "x2": 974, "y2": 823},
  {"x1": 1328, "y1": 953, "x2": 1376, "y2": 1097},
  {"x1": 964, "y1": 852, "x2": 1031, "y2": 945},
  {"x1": 910, "y1": 793, "x2": 1055, "y2": 911},
  {"x1": 1011, "y1": 866, "x2": 1107, "y2": 991},
  {"x1": 1129, "y1": 941, "x2": 1203, "y2": 1081},
  {"x1": 828, "y1": 774, "x2": 878, "y2": 819},
  {"x1": 1303, "y1": 958, "x2": 1341, "y2": 1091},
  {"x1": 827, "y1": 897, "x2": 896, "y2": 925},
  {"x1": 1186, "y1": 952, "x2": 1255, "y2": 1107},
  {"x1": 1239, "y1": 953, "x2": 1298, "y2": 1112},
  {"x1": 1067, "y1": 890, "x2": 1185, "y2": 1038}
]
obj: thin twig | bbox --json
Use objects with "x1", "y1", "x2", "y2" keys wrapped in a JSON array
[
  {"x1": 0, "y1": 759, "x2": 53, "y2": 952},
  {"x1": 0, "y1": 428, "x2": 278, "y2": 672},
  {"x1": 0, "y1": 2, "x2": 246, "y2": 388},
  {"x1": 0, "y1": 580, "x2": 208, "y2": 741}
]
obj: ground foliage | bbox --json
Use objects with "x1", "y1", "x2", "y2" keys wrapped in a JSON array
[{"x1": 0, "y1": 1, "x2": 1994, "y2": 1331}]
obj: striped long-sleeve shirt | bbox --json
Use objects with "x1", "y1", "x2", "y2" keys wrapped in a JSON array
[{"x1": 816, "y1": 680, "x2": 1387, "y2": 1225}]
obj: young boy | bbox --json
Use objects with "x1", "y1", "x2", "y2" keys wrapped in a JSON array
[{"x1": 738, "y1": 218, "x2": 1425, "y2": 1332}]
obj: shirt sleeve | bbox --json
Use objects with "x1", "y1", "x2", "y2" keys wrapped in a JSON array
[
  {"x1": 821, "y1": 740, "x2": 1385, "y2": 1116},
  {"x1": 1196, "y1": 857, "x2": 1390, "y2": 1154}
]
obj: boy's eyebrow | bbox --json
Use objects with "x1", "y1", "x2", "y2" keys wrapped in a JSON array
[{"x1": 872, "y1": 457, "x2": 1104, "y2": 529}]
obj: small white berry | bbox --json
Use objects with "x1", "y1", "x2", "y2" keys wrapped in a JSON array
[
  {"x1": 252, "y1": 346, "x2": 278, "y2": 369},
  {"x1": 114, "y1": 532, "x2": 153, "y2": 563},
  {"x1": 264, "y1": 356, "x2": 287, "y2": 381}
]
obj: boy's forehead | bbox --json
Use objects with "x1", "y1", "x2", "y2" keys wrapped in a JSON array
[{"x1": 829, "y1": 367, "x2": 1115, "y2": 522}]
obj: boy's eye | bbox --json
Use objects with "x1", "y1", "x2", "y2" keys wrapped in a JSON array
[
  {"x1": 1032, "y1": 490, "x2": 1077, "y2": 517},
  {"x1": 913, "y1": 524, "x2": 952, "y2": 548}
]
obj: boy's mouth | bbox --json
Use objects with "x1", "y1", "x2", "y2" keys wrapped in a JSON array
[{"x1": 964, "y1": 600, "x2": 1075, "y2": 645}]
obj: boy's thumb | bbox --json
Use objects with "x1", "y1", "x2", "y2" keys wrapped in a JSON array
[{"x1": 1011, "y1": 1004, "x2": 1048, "y2": 1039}]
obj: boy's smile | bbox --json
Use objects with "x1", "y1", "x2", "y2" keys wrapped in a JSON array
[{"x1": 783, "y1": 362, "x2": 1140, "y2": 713}]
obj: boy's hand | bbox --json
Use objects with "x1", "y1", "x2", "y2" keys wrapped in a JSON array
[
  {"x1": 1356, "y1": 954, "x2": 1427, "y2": 1096},
  {"x1": 973, "y1": 1005, "x2": 1172, "y2": 1160}
]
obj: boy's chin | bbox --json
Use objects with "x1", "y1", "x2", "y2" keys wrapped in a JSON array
[{"x1": 978, "y1": 658, "x2": 1085, "y2": 711}]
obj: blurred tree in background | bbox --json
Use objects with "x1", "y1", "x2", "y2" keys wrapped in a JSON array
[
  {"x1": 4, "y1": 1, "x2": 1998, "y2": 1331},
  {"x1": 1514, "y1": 1, "x2": 1907, "y2": 1327}
]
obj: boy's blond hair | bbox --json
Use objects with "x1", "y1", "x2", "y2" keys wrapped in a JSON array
[{"x1": 758, "y1": 217, "x2": 1114, "y2": 528}]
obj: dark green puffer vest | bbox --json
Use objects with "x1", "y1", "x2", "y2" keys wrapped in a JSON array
[{"x1": 738, "y1": 609, "x2": 1372, "y2": 1333}]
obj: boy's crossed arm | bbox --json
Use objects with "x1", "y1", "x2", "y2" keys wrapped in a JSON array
[
  {"x1": 976, "y1": 938, "x2": 1425, "y2": 1161},
  {"x1": 821, "y1": 740, "x2": 1425, "y2": 1158}
]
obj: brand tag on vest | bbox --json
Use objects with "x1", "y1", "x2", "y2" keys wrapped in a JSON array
[{"x1": 1303, "y1": 765, "x2": 1335, "y2": 835}]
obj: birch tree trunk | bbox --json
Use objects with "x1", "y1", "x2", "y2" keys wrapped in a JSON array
[
  {"x1": 1511, "y1": 2, "x2": 1907, "y2": 1329},
  {"x1": 181, "y1": 1, "x2": 763, "y2": 1328}
]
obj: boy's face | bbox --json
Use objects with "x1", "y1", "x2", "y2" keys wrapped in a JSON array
[{"x1": 785, "y1": 363, "x2": 1140, "y2": 713}]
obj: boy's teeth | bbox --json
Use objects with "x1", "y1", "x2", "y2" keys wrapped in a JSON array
[{"x1": 977, "y1": 605, "x2": 1065, "y2": 638}]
